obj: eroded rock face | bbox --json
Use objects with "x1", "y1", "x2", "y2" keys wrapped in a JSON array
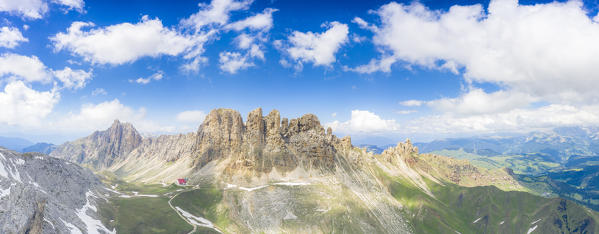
[
  {"x1": 50, "y1": 120, "x2": 142, "y2": 169},
  {"x1": 0, "y1": 149, "x2": 110, "y2": 234},
  {"x1": 192, "y1": 108, "x2": 340, "y2": 174}
]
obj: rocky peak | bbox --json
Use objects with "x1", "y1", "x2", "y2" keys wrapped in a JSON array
[
  {"x1": 193, "y1": 107, "x2": 340, "y2": 173},
  {"x1": 381, "y1": 139, "x2": 419, "y2": 164},
  {"x1": 50, "y1": 119, "x2": 142, "y2": 169}
]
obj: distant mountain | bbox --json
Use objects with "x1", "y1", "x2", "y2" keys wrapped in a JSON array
[
  {"x1": 50, "y1": 108, "x2": 599, "y2": 233},
  {"x1": 415, "y1": 126, "x2": 599, "y2": 162},
  {"x1": 50, "y1": 120, "x2": 143, "y2": 169},
  {"x1": 22, "y1": 143, "x2": 56, "y2": 154},
  {"x1": 357, "y1": 143, "x2": 394, "y2": 154},
  {"x1": 0, "y1": 148, "x2": 112, "y2": 233},
  {"x1": 0, "y1": 136, "x2": 33, "y2": 152}
]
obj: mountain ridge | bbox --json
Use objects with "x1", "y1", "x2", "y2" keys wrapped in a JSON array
[{"x1": 48, "y1": 107, "x2": 599, "y2": 233}]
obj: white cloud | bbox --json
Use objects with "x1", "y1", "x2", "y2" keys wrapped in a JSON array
[
  {"x1": 327, "y1": 110, "x2": 400, "y2": 134},
  {"x1": 350, "y1": 33, "x2": 366, "y2": 43},
  {"x1": 52, "y1": 0, "x2": 84, "y2": 12},
  {"x1": 399, "y1": 100, "x2": 423, "y2": 107},
  {"x1": 91, "y1": 88, "x2": 106, "y2": 96},
  {"x1": 181, "y1": 0, "x2": 252, "y2": 32},
  {"x1": 60, "y1": 99, "x2": 176, "y2": 134},
  {"x1": 51, "y1": 16, "x2": 202, "y2": 65},
  {"x1": 283, "y1": 21, "x2": 349, "y2": 67},
  {"x1": 0, "y1": 81, "x2": 59, "y2": 126},
  {"x1": 0, "y1": 53, "x2": 51, "y2": 83},
  {"x1": 0, "y1": 0, "x2": 48, "y2": 19},
  {"x1": 396, "y1": 110, "x2": 417, "y2": 115},
  {"x1": 219, "y1": 51, "x2": 253, "y2": 74},
  {"x1": 405, "y1": 104, "x2": 599, "y2": 135},
  {"x1": 176, "y1": 110, "x2": 206, "y2": 123},
  {"x1": 0, "y1": 27, "x2": 28, "y2": 48},
  {"x1": 427, "y1": 89, "x2": 535, "y2": 115},
  {"x1": 352, "y1": 0, "x2": 599, "y2": 105},
  {"x1": 131, "y1": 71, "x2": 163, "y2": 85},
  {"x1": 53, "y1": 67, "x2": 92, "y2": 89},
  {"x1": 0, "y1": 0, "x2": 83, "y2": 19},
  {"x1": 225, "y1": 8, "x2": 277, "y2": 31}
]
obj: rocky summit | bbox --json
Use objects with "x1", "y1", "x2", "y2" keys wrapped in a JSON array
[
  {"x1": 0, "y1": 148, "x2": 112, "y2": 233},
  {"x1": 50, "y1": 120, "x2": 142, "y2": 169}
]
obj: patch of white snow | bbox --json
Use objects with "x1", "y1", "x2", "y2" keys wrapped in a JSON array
[
  {"x1": 175, "y1": 206, "x2": 222, "y2": 233},
  {"x1": 274, "y1": 182, "x2": 310, "y2": 186},
  {"x1": 527, "y1": 225, "x2": 538, "y2": 234},
  {"x1": 239, "y1": 185, "x2": 268, "y2": 192},
  {"x1": 76, "y1": 191, "x2": 115, "y2": 234}
]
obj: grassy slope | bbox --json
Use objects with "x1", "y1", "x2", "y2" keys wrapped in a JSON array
[
  {"x1": 380, "y1": 169, "x2": 599, "y2": 234},
  {"x1": 101, "y1": 197, "x2": 193, "y2": 234},
  {"x1": 97, "y1": 175, "x2": 194, "y2": 234}
]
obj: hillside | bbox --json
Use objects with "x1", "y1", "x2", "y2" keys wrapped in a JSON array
[{"x1": 0, "y1": 148, "x2": 113, "y2": 233}]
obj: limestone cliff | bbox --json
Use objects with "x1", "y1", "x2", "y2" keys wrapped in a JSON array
[
  {"x1": 50, "y1": 120, "x2": 142, "y2": 169},
  {"x1": 193, "y1": 108, "x2": 338, "y2": 175}
]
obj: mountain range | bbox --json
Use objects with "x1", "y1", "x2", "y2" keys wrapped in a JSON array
[{"x1": 37, "y1": 108, "x2": 598, "y2": 233}]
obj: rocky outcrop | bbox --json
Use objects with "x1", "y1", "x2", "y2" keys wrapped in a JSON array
[
  {"x1": 50, "y1": 120, "x2": 142, "y2": 169},
  {"x1": 0, "y1": 149, "x2": 111, "y2": 233},
  {"x1": 192, "y1": 108, "x2": 339, "y2": 174},
  {"x1": 381, "y1": 139, "x2": 522, "y2": 190}
]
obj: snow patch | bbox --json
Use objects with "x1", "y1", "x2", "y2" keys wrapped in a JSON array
[
  {"x1": 531, "y1": 218, "x2": 542, "y2": 225},
  {"x1": 499, "y1": 221, "x2": 505, "y2": 225},
  {"x1": 283, "y1": 210, "x2": 297, "y2": 220},
  {"x1": 175, "y1": 206, "x2": 222, "y2": 233},
  {"x1": 44, "y1": 217, "x2": 55, "y2": 229},
  {"x1": 60, "y1": 217, "x2": 83, "y2": 234},
  {"x1": 13, "y1": 158, "x2": 24, "y2": 165},
  {"x1": 29, "y1": 181, "x2": 48, "y2": 194},
  {"x1": 35, "y1": 156, "x2": 44, "y2": 160},
  {"x1": 224, "y1": 183, "x2": 237, "y2": 189},
  {"x1": 0, "y1": 153, "x2": 9, "y2": 178},
  {"x1": 239, "y1": 185, "x2": 268, "y2": 192},
  {"x1": 274, "y1": 182, "x2": 310, "y2": 186},
  {"x1": 0, "y1": 184, "x2": 11, "y2": 198},
  {"x1": 76, "y1": 191, "x2": 115, "y2": 234},
  {"x1": 527, "y1": 225, "x2": 538, "y2": 234},
  {"x1": 473, "y1": 217, "x2": 483, "y2": 223}
]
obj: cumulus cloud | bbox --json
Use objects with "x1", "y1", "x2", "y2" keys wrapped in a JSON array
[
  {"x1": 0, "y1": 0, "x2": 48, "y2": 19},
  {"x1": 176, "y1": 110, "x2": 206, "y2": 123},
  {"x1": 0, "y1": 0, "x2": 83, "y2": 19},
  {"x1": 215, "y1": 7, "x2": 276, "y2": 73},
  {"x1": 327, "y1": 110, "x2": 400, "y2": 134},
  {"x1": 0, "y1": 53, "x2": 51, "y2": 83},
  {"x1": 131, "y1": 71, "x2": 163, "y2": 85},
  {"x1": 0, "y1": 81, "x2": 59, "y2": 126},
  {"x1": 282, "y1": 21, "x2": 349, "y2": 67},
  {"x1": 225, "y1": 8, "x2": 277, "y2": 31},
  {"x1": 59, "y1": 99, "x2": 176, "y2": 134},
  {"x1": 219, "y1": 51, "x2": 254, "y2": 74},
  {"x1": 0, "y1": 27, "x2": 28, "y2": 48},
  {"x1": 405, "y1": 104, "x2": 599, "y2": 135},
  {"x1": 53, "y1": 67, "x2": 92, "y2": 89},
  {"x1": 52, "y1": 0, "x2": 84, "y2": 12},
  {"x1": 51, "y1": 16, "x2": 204, "y2": 65},
  {"x1": 181, "y1": 0, "x2": 252, "y2": 32},
  {"x1": 351, "y1": 0, "x2": 599, "y2": 105},
  {"x1": 427, "y1": 89, "x2": 535, "y2": 115}
]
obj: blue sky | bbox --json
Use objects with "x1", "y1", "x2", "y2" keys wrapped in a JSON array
[{"x1": 2, "y1": 0, "x2": 599, "y2": 145}]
